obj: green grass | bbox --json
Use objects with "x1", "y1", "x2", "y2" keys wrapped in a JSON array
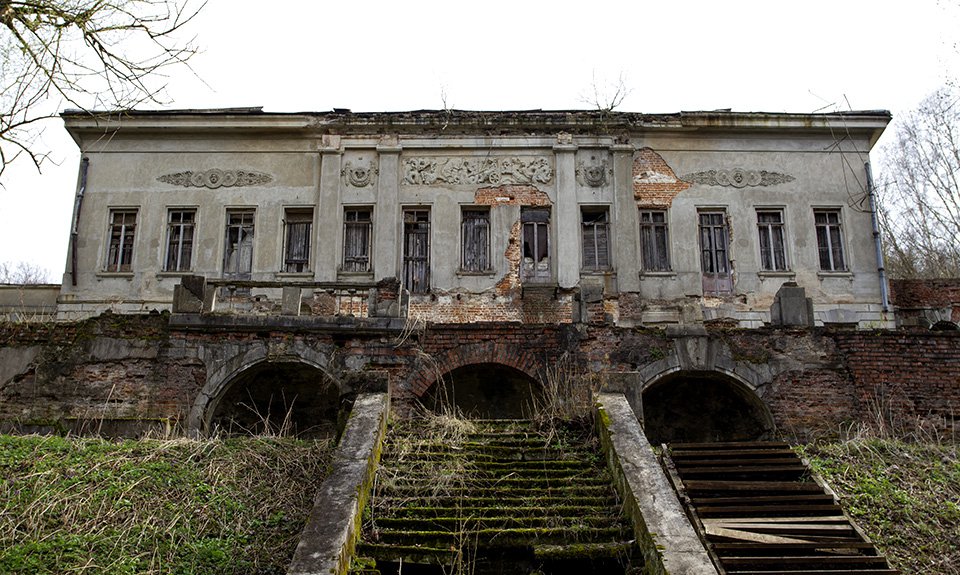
[
  {"x1": 0, "y1": 434, "x2": 334, "y2": 575},
  {"x1": 800, "y1": 439, "x2": 960, "y2": 575}
]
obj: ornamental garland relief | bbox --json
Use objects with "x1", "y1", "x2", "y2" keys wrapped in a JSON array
[
  {"x1": 681, "y1": 168, "x2": 795, "y2": 188},
  {"x1": 157, "y1": 169, "x2": 273, "y2": 189},
  {"x1": 403, "y1": 157, "x2": 553, "y2": 185},
  {"x1": 341, "y1": 159, "x2": 378, "y2": 188}
]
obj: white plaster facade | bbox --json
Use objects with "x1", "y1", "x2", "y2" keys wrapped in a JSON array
[{"x1": 56, "y1": 108, "x2": 891, "y2": 327}]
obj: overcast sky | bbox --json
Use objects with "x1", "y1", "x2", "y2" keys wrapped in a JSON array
[{"x1": 2, "y1": 0, "x2": 958, "y2": 280}]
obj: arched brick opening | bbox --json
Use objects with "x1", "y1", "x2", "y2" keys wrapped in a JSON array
[
  {"x1": 408, "y1": 342, "x2": 542, "y2": 398},
  {"x1": 207, "y1": 361, "x2": 340, "y2": 438},
  {"x1": 641, "y1": 370, "x2": 775, "y2": 444},
  {"x1": 424, "y1": 363, "x2": 540, "y2": 419}
]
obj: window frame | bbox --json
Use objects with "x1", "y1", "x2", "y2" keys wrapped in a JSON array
[
  {"x1": 581, "y1": 206, "x2": 612, "y2": 272},
  {"x1": 756, "y1": 208, "x2": 790, "y2": 272},
  {"x1": 639, "y1": 209, "x2": 671, "y2": 272},
  {"x1": 281, "y1": 207, "x2": 314, "y2": 274},
  {"x1": 222, "y1": 208, "x2": 256, "y2": 279},
  {"x1": 460, "y1": 207, "x2": 491, "y2": 273},
  {"x1": 104, "y1": 208, "x2": 138, "y2": 273},
  {"x1": 520, "y1": 206, "x2": 552, "y2": 282},
  {"x1": 341, "y1": 207, "x2": 373, "y2": 273},
  {"x1": 163, "y1": 208, "x2": 196, "y2": 273},
  {"x1": 814, "y1": 208, "x2": 847, "y2": 272}
]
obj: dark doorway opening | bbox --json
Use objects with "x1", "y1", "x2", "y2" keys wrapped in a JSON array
[
  {"x1": 642, "y1": 371, "x2": 773, "y2": 444},
  {"x1": 211, "y1": 362, "x2": 340, "y2": 438},
  {"x1": 424, "y1": 363, "x2": 539, "y2": 419}
]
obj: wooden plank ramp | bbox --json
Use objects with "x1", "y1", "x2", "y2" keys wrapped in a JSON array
[{"x1": 663, "y1": 441, "x2": 898, "y2": 574}]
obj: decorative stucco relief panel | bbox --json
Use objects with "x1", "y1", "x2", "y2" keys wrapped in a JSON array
[
  {"x1": 403, "y1": 157, "x2": 553, "y2": 185},
  {"x1": 681, "y1": 168, "x2": 795, "y2": 188},
  {"x1": 576, "y1": 155, "x2": 611, "y2": 187},
  {"x1": 341, "y1": 157, "x2": 378, "y2": 188},
  {"x1": 157, "y1": 169, "x2": 273, "y2": 189}
]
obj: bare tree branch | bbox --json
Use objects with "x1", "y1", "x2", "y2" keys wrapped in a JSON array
[
  {"x1": 878, "y1": 86, "x2": 960, "y2": 278},
  {"x1": 0, "y1": 0, "x2": 203, "y2": 182},
  {"x1": 0, "y1": 260, "x2": 51, "y2": 284}
]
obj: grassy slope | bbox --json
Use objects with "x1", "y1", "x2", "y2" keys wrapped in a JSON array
[
  {"x1": 801, "y1": 439, "x2": 960, "y2": 575},
  {"x1": 0, "y1": 435, "x2": 334, "y2": 575}
]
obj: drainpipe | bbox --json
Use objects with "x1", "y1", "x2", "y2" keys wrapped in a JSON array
[
  {"x1": 70, "y1": 157, "x2": 89, "y2": 286},
  {"x1": 865, "y1": 161, "x2": 890, "y2": 312}
]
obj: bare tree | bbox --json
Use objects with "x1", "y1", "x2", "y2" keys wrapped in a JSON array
[
  {"x1": 0, "y1": 0, "x2": 202, "y2": 180},
  {"x1": 579, "y1": 71, "x2": 631, "y2": 113},
  {"x1": 0, "y1": 260, "x2": 51, "y2": 284},
  {"x1": 878, "y1": 86, "x2": 960, "y2": 279}
]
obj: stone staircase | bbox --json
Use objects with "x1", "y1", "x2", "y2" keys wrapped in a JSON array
[{"x1": 353, "y1": 418, "x2": 640, "y2": 575}]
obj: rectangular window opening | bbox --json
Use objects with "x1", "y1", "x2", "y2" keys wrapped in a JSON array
[
  {"x1": 342, "y1": 208, "x2": 372, "y2": 273},
  {"x1": 403, "y1": 208, "x2": 431, "y2": 293},
  {"x1": 106, "y1": 209, "x2": 137, "y2": 272},
  {"x1": 223, "y1": 209, "x2": 255, "y2": 279},
  {"x1": 283, "y1": 208, "x2": 313, "y2": 273},
  {"x1": 521, "y1": 207, "x2": 551, "y2": 281},
  {"x1": 461, "y1": 208, "x2": 491, "y2": 272},
  {"x1": 640, "y1": 209, "x2": 671, "y2": 271},
  {"x1": 756, "y1": 209, "x2": 788, "y2": 271},
  {"x1": 164, "y1": 209, "x2": 195, "y2": 272},
  {"x1": 581, "y1": 208, "x2": 611, "y2": 271},
  {"x1": 815, "y1": 209, "x2": 846, "y2": 271}
]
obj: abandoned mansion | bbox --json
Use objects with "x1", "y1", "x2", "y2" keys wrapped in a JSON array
[{"x1": 51, "y1": 107, "x2": 893, "y2": 328}]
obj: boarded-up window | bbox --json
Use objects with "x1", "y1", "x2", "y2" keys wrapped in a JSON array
[
  {"x1": 757, "y1": 209, "x2": 788, "y2": 271},
  {"x1": 342, "y1": 208, "x2": 372, "y2": 272},
  {"x1": 164, "y1": 209, "x2": 195, "y2": 272},
  {"x1": 283, "y1": 208, "x2": 313, "y2": 273},
  {"x1": 106, "y1": 209, "x2": 137, "y2": 272},
  {"x1": 223, "y1": 209, "x2": 255, "y2": 279},
  {"x1": 403, "y1": 209, "x2": 430, "y2": 293},
  {"x1": 814, "y1": 209, "x2": 846, "y2": 271},
  {"x1": 640, "y1": 210, "x2": 670, "y2": 271},
  {"x1": 461, "y1": 208, "x2": 490, "y2": 272},
  {"x1": 581, "y1": 208, "x2": 610, "y2": 271},
  {"x1": 521, "y1": 207, "x2": 550, "y2": 281},
  {"x1": 699, "y1": 210, "x2": 733, "y2": 294}
]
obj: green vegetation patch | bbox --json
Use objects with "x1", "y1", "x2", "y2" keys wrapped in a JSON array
[
  {"x1": 0, "y1": 434, "x2": 334, "y2": 575},
  {"x1": 800, "y1": 439, "x2": 960, "y2": 574}
]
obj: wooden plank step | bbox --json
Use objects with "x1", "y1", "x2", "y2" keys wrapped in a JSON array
[
  {"x1": 698, "y1": 504, "x2": 843, "y2": 517},
  {"x1": 683, "y1": 480, "x2": 824, "y2": 492},
  {"x1": 671, "y1": 441, "x2": 793, "y2": 449},
  {"x1": 723, "y1": 555, "x2": 890, "y2": 566},
  {"x1": 679, "y1": 464, "x2": 808, "y2": 475},
  {"x1": 694, "y1": 494, "x2": 835, "y2": 505},
  {"x1": 728, "y1": 570, "x2": 898, "y2": 575},
  {"x1": 672, "y1": 448, "x2": 799, "y2": 459},
  {"x1": 713, "y1": 541, "x2": 877, "y2": 552},
  {"x1": 672, "y1": 457, "x2": 804, "y2": 467}
]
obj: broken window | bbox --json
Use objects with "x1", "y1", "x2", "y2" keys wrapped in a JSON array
[
  {"x1": 640, "y1": 210, "x2": 671, "y2": 271},
  {"x1": 699, "y1": 210, "x2": 733, "y2": 294},
  {"x1": 521, "y1": 207, "x2": 551, "y2": 281},
  {"x1": 164, "y1": 209, "x2": 195, "y2": 272},
  {"x1": 814, "y1": 209, "x2": 846, "y2": 271},
  {"x1": 757, "y1": 209, "x2": 788, "y2": 271},
  {"x1": 403, "y1": 208, "x2": 431, "y2": 293},
  {"x1": 223, "y1": 209, "x2": 255, "y2": 279},
  {"x1": 342, "y1": 208, "x2": 372, "y2": 272},
  {"x1": 581, "y1": 208, "x2": 611, "y2": 271},
  {"x1": 461, "y1": 208, "x2": 490, "y2": 272},
  {"x1": 105, "y1": 209, "x2": 137, "y2": 272},
  {"x1": 283, "y1": 208, "x2": 313, "y2": 273}
]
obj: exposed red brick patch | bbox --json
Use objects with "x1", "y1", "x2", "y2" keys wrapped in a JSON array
[
  {"x1": 474, "y1": 184, "x2": 552, "y2": 207},
  {"x1": 633, "y1": 148, "x2": 690, "y2": 208}
]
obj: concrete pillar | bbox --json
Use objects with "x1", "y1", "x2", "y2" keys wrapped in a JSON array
[
  {"x1": 374, "y1": 140, "x2": 402, "y2": 280},
  {"x1": 612, "y1": 144, "x2": 640, "y2": 292},
  {"x1": 316, "y1": 140, "x2": 342, "y2": 282},
  {"x1": 554, "y1": 141, "x2": 579, "y2": 288}
]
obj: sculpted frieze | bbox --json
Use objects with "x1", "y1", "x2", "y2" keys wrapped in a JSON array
[
  {"x1": 682, "y1": 168, "x2": 795, "y2": 188},
  {"x1": 157, "y1": 169, "x2": 273, "y2": 189},
  {"x1": 403, "y1": 157, "x2": 553, "y2": 185}
]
